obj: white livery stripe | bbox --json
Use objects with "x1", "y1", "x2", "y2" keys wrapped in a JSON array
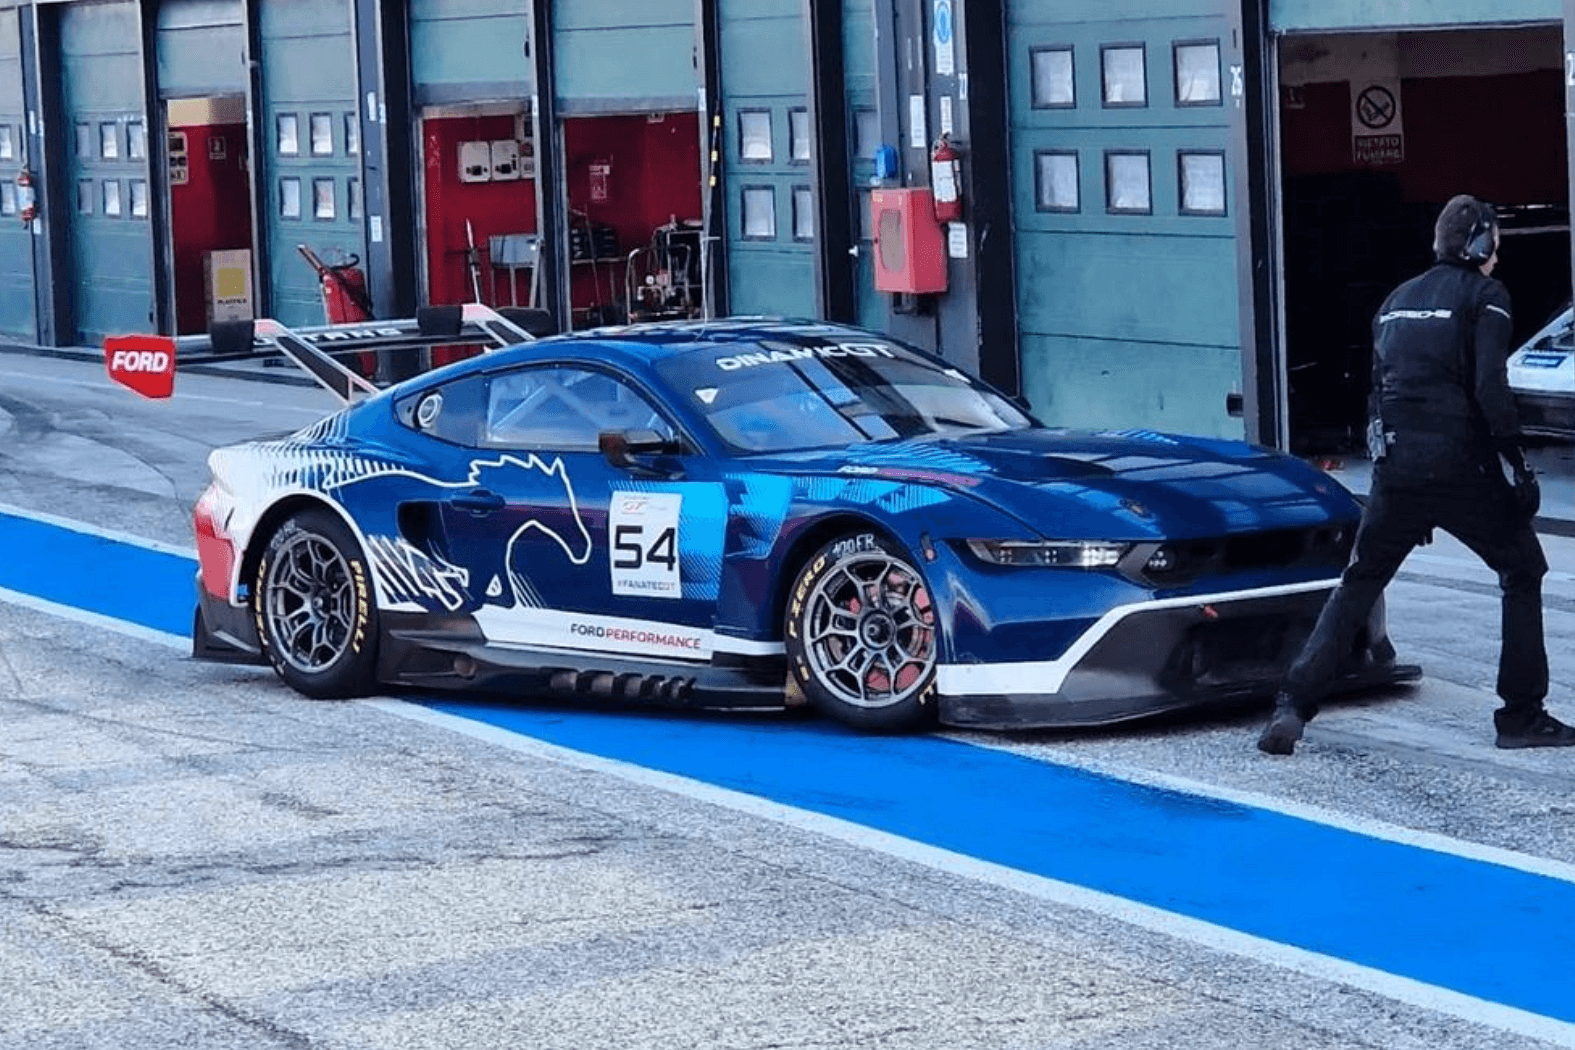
[{"x1": 937, "y1": 579, "x2": 1337, "y2": 696}]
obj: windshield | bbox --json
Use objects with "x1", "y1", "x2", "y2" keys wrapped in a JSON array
[{"x1": 654, "y1": 335, "x2": 1033, "y2": 453}]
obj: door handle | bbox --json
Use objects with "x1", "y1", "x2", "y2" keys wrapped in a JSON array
[{"x1": 448, "y1": 489, "x2": 505, "y2": 514}]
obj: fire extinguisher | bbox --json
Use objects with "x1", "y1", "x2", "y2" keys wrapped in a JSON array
[
  {"x1": 930, "y1": 134, "x2": 962, "y2": 223},
  {"x1": 15, "y1": 167, "x2": 38, "y2": 225}
]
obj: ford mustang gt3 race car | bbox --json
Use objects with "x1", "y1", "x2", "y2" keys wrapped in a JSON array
[{"x1": 117, "y1": 312, "x2": 1417, "y2": 731}]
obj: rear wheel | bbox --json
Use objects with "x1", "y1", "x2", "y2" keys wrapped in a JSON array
[
  {"x1": 253, "y1": 508, "x2": 378, "y2": 698},
  {"x1": 785, "y1": 532, "x2": 938, "y2": 731}
]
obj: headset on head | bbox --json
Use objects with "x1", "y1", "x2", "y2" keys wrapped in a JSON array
[{"x1": 1461, "y1": 200, "x2": 1498, "y2": 266}]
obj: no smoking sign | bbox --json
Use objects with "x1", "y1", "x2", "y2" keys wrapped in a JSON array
[
  {"x1": 1351, "y1": 78, "x2": 1405, "y2": 166},
  {"x1": 1356, "y1": 85, "x2": 1397, "y2": 130}
]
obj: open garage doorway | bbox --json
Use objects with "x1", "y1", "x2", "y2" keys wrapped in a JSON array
[
  {"x1": 418, "y1": 102, "x2": 538, "y2": 311},
  {"x1": 562, "y1": 111, "x2": 703, "y2": 331},
  {"x1": 166, "y1": 96, "x2": 254, "y2": 336},
  {"x1": 1277, "y1": 26, "x2": 1570, "y2": 455}
]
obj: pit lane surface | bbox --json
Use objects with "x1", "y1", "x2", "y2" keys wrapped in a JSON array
[{"x1": 4, "y1": 352, "x2": 1575, "y2": 1050}]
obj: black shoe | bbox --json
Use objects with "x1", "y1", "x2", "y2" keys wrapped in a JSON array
[
  {"x1": 1257, "y1": 707, "x2": 1306, "y2": 756},
  {"x1": 1495, "y1": 712, "x2": 1575, "y2": 750}
]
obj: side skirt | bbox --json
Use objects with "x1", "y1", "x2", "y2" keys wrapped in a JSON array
[{"x1": 376, "y1": 612, "x2": 788, "y2": 712}]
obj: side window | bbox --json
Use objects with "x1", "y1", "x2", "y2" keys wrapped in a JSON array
[
  {"x1": 396, "y1": 375, "x2": 486, "y2": 445},
  {"x1": 484, "y1": 367, "x2": 672, "y2": 451}
]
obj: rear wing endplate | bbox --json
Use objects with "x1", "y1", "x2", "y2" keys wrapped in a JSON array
[{"x1": 104, "y1": 303, "x2": 545, "y2": 404}]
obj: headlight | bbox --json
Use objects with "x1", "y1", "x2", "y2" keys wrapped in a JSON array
[{"x1": 966, "y1": 539, "x2": 1130, "y2": 568}]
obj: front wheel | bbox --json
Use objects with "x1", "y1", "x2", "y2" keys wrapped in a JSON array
[
  {"x1": 253, "y1": 508, "x2": 378, "y2": 698},
  {"x1": 785, "y1": 532, "x2": 938, "y2": 731}
]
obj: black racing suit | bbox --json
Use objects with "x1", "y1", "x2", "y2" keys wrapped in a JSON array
[{"x1": 1280, "y1": 258, "x2": 1549, "y2": 732}]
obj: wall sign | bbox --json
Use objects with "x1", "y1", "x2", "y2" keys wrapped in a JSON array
[
  {"x1": 168, "y1": 130, "x2": 189, "y2": 186},
  {"x1": 1351, "y1": 79, "x2": 1404, "y2": 166},
  {"x1": 932, "y1": 0, "x2": 955, "y2": 77}
]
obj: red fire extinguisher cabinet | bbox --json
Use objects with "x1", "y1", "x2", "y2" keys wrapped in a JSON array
[{"x1": 871, "y1": 188, "x2": 948, "y2": 294}]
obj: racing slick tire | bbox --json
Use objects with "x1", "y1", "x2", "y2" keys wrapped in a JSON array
[
  {"x1": 253, "y1": 508, "x2": 379, "y2": 699},
  {"x1": 785, "y1": 532, "x2": 939, "y2": 732}
]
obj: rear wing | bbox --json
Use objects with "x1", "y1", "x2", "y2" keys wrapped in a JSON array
[{"x1": 104, "y1": 303, "x2": 548, "y2": 404}]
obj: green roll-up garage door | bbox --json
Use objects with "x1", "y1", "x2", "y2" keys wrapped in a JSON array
[
  {"x1": 553, "y1": 0, "x2": 694, "y2": 114},
  {"x1": 60, "y1": 0, "x2": 156, "y2": 345},
  {"x1": 0, "y1": 6, "x2": 35, "y2": 341},
  {"x1": 718, "y1": 0, "x2": 814, "y2": 319},
  {"x1": 1269, "y1": 0, "x2": 1556, "y2": 33},
  {"x1": 1007, "y1": 1, "x2": 1242, "y2": 437},
  {"x1": 410, "y1": 0, "x2": 531, "y2": 105},
  {"x1": 259, "y1": 0, "x2": 364, "y2": 328},
  {"x1": 155, "y1": 0, "x2": 244, "y2": 99}
]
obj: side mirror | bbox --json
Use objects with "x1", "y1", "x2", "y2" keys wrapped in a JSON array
[{"x1": 599, "y1": 429, "x2": 681, "y2": 474}]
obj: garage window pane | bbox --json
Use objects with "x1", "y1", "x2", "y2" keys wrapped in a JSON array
[
  {"x1": 128, "y1": 120, "x2": 147, "y2": 160},
  {"x1": 77, "y1": 179, "x2": 93, "y2": 214},
  {"x1": 75, "y1": 123, "x2": 93, "y2": 158},
  {"x1": 739, "y1": 110, "x2": 772, "y2": 162},
  {"x1": 130, "y1": 179, "x2": 148, "y2": 218},
  {"x1": 102, "y1": 179, "x2": 121, "y2": 217},
  {"x1": 277, "y1": 114, "x2": 299, "y2": 157},
  {"x1": 1105, "y1": 151, "x2": 1150, "y2": 214},
  {"x1": 1035, "y1": 151, "x2": 1078, "y2": 212},
  {"x1": 1102, "y1": 45, "x2": 1146, "y2": 106},
  {"x1": 0, "y1": 125, "x2": 12, "y2": 161},
  {"x1": 345, "y1": 113, "x2": 360, "y2": 157},
  {"x1": 1179, "y1": 151, "x2": 1226, "y2": 215},
  {"x1": 742, "y1": 185, "x2": 776, "y2": 239},
  {"x1": 793, "y1": 186, "x2": 814, "y2": 241},
  {"x1": 1175, "y1": 41, "x2": 1221, "y2": 105},
  {"x1": 790, "y1": 109, "x2": 812, "y2": 163},
  {"x1": 100, "y1": 122, "x2": 119, "y2": 159},
  {"x1": 310, "y1": 113, "x2": 334, "y2": 156},
  {"x1": 279, "y1": 177, "x2": 301, "y2": 219},
  {"x1": 348, "y1": 177, "x2": 363, "y2": 220},
  {"x1": 1, "y1": 183, "x2": 16, "y2": 216},
  {"x1": 1031, "y1": 47, "x2": 1075, "y2": 108},
  {"x1": 313, "y1": 178, "x2": 336, "y2": 220}
]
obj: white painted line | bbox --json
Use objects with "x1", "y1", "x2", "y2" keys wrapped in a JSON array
[
  {"x1": 1409, "y1": 550, "x2": 1575, "y2": 585},
  {"x1": 364, "y1": 697, "x2": 1575, "y2": 1048},
  {"x1": 949, "y1": 735, "x2": 1575, "y2": 886},
  {"x1": 0, "y1": 585, "x2": 188, "y2": 651},
  {"x1": 3, "y1": 365, "x2": 333, "y2": 414},
  {"x1": 0, "y1": 500, "x2": 197, "y2": 558}
]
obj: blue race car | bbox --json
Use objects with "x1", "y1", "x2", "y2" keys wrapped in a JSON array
[{"x1": 187, "y1": 318, "x2": 1415, "y2": 731}]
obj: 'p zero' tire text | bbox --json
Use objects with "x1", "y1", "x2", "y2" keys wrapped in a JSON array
[{"x1": 785, "y1": 532, "x2": 938, "y2": 732}]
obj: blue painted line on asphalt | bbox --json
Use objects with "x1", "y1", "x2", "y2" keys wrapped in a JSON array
[
  {"x1": 5, "y1": 508, "x2": 1573, "y2": 1024},
  {"x1": 0, "y1": 510, "x2": 195, "y2": 637},
  {"x1": 428, "y1": 700, "x2": 1575, "y2": 1024}
]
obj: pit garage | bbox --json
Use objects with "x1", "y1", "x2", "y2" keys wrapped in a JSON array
[{"x1": 1276, "y1": 25, "x2": 1570, "y2": 455}]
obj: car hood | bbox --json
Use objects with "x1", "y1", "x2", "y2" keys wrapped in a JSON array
[{"x1": 759, "y1": 428, "x2": 1360, "y2": 540}]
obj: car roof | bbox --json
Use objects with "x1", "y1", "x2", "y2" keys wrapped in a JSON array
[{"x1": 458, "y1": 318, "x2": 892, "y2": 374}]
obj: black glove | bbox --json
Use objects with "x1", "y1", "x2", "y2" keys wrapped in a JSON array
[{"x1": 1513, "y1": 467, "x2": 1541, "y2": 521}]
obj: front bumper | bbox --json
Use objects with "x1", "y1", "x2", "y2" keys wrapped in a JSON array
[
  {"x1": 936, "y1": 582, "x2": 1419, "y2": 729},
  {"x1": 1512, "y1": 392, "x2": 1575, "y2": 438}
]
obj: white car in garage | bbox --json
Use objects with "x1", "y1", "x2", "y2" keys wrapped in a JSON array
[{"x1": 1507, "y1": 303, "x2": 1575, "y2": 438}]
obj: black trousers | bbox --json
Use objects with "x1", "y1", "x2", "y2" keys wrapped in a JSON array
[{"x1": 1281, "y1": 463, "x2": 1549, "y2": 723}]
